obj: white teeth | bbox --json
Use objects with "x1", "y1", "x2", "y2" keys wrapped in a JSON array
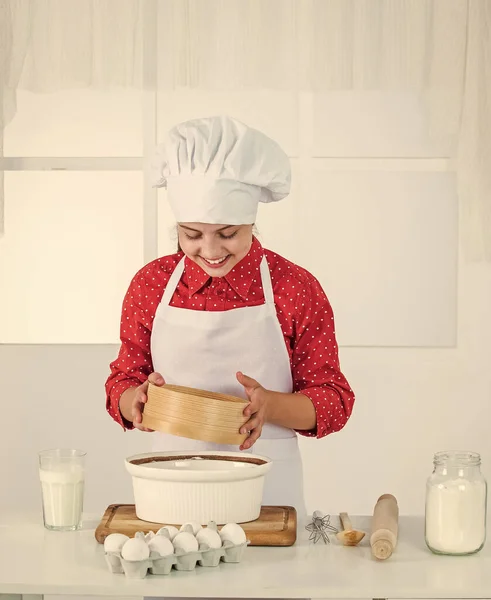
[{"x1": 204, "y1": 256, "x2": 227, "y2": 265}]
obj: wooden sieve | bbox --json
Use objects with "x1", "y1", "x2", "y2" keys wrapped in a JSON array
[{"x1": 141, "y1": 383, "x2": 249, "y2": 445}]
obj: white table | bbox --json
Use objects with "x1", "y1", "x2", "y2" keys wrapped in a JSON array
[{"x1": 0, "y1": 512, "x2": 489, "y2": 599}]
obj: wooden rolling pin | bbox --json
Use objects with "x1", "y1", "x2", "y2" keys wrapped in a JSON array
[{"x1": 370, "y1": 494, "x2": 399, "y2": 560}]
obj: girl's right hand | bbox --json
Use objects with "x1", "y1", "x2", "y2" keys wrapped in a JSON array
[{"x1": 132, "y1": 372, "x2": 165, "y2": 431}]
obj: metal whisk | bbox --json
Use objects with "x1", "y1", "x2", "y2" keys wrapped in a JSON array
[{"x1": 305, "y1": 510, "x2": 338, "y2": 544}]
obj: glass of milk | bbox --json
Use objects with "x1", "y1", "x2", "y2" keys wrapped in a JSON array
[{"x1": 38, "y1": 449, "x2": 86, "y2": 531}]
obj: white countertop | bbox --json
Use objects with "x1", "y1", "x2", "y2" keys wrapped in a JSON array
[{"x1": 0, "y1": 512, "x2": 489, "y2": 599}]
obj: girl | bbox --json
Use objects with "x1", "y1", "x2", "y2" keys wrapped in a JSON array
[{"x1": 105, "y1": 115, "x2": 355, "y2": 517}]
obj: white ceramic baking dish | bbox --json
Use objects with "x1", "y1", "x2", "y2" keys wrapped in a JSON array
[{"x1": 125, "y1": 451, "x2": 272, "y2": 525}]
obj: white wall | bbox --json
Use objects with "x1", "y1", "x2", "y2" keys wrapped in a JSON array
[
  {"x1": 1, "y1": 88, "x2": 490, "y2": 529},
  {"x1": 301, "y1": 260, "x2": 491, "y2": 516}
]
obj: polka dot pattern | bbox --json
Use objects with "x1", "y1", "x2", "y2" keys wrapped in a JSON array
[{"x1": 105, "y1": 237, "x2": 355, "y2": 437}]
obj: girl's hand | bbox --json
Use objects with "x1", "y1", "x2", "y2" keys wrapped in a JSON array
[
  {"x1": 236, "y1": 371, "x2": 270, "y2": 450},
  {"x1": 132, "y1": 372, "x2": 165, "y2": 431}
]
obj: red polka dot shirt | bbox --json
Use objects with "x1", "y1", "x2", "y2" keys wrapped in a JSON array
[{"x1": 105, "y1": 237, "x2": 355, "y2": 438}]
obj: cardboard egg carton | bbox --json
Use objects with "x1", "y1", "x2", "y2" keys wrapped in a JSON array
[{"x1": 104, "y1": 524, "x2": 248, "y2": 579}]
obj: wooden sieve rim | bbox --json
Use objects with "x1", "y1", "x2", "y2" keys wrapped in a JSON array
[{"x1": 149, "y1": 383, "x2": 248, "y2": 404}]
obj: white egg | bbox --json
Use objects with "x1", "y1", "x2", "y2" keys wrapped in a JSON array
[
  {"x1": 219, "y1": 523, "x2": 247, "y2": 546},
  {"x1": 173, "y1": 531, "x2": 199, "y2": 553},
  {"x1": 148, "y1": 535, "x2": 174, "y2": 557},
  {"x1": 145, "y1": 531, "x2": 156, "y2": 542},
  {"x1": 179, "y1": 524, "x2": 194, "y2": 535},
  {"x1": 121, "y1": 537, "x2": 151, "y2": 561},
  {"x1": 103, "y1": 533, "x2": 129, "y2": 553},
  {"x1": 180, "y1": 521, "x2": 202, "y2": 535},
  {"x1": 196, "y1": 527, "x2": 222, "y2": 550},
  {"x1": 157, "y1": 525, "x2": 179, "y2": 541}
]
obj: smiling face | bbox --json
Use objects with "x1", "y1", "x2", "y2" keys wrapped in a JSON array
[{"x1": 178, "y1": 223, "x2": 253, "y2": 277}]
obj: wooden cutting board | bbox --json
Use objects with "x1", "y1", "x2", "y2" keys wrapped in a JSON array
[{"x1": 95, "y1": 504, "x2": 297, "y2": 547}]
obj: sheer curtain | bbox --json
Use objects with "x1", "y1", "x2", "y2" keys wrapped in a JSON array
[
  {"x1": 458, "y1": 0, "x2": 491, "y2": 262},
  {"x1": 1, "y1": 0, "x2": 489, "y2": 261}
]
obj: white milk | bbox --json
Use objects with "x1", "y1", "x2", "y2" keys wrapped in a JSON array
[{"x1": 39, "y1": 464, "x2": 85, "y2": 529}]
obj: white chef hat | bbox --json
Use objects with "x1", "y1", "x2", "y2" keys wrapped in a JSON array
[{"x1": 151, "y1": 115, "x2": 291, "y2": 224}]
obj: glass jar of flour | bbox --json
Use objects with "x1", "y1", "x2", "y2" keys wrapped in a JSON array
[{"x1": 425, "y1": 451, "x2": 487, "y2": 555}]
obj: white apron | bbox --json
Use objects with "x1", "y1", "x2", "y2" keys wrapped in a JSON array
[{"x1": 149, "y1": 255, "x2": 306, "y2": 515}]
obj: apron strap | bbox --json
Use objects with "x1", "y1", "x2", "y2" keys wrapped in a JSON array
[
  {"x1": 161, "y1": 257, "x2": 185, "y2": 306},
  {"x1": 259, "y1": 256, "x2": 275, "y2": 305}
]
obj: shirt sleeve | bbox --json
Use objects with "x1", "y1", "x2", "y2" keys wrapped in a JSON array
[
  {"x1": 291, "y1": 276, "x2": 355, "y2": 439},
  {"x1": 105, "y1": 271, "x2": 155, "y2": 430}
]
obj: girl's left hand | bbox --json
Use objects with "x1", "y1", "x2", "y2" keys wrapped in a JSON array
[{"x1": 236, "y1": 371, "x2": 270, "y2": 450}]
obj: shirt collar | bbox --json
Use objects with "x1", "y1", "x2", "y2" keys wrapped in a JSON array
[{"x1": 183, "y1": 236, "x2": 264, "y2": 300}]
